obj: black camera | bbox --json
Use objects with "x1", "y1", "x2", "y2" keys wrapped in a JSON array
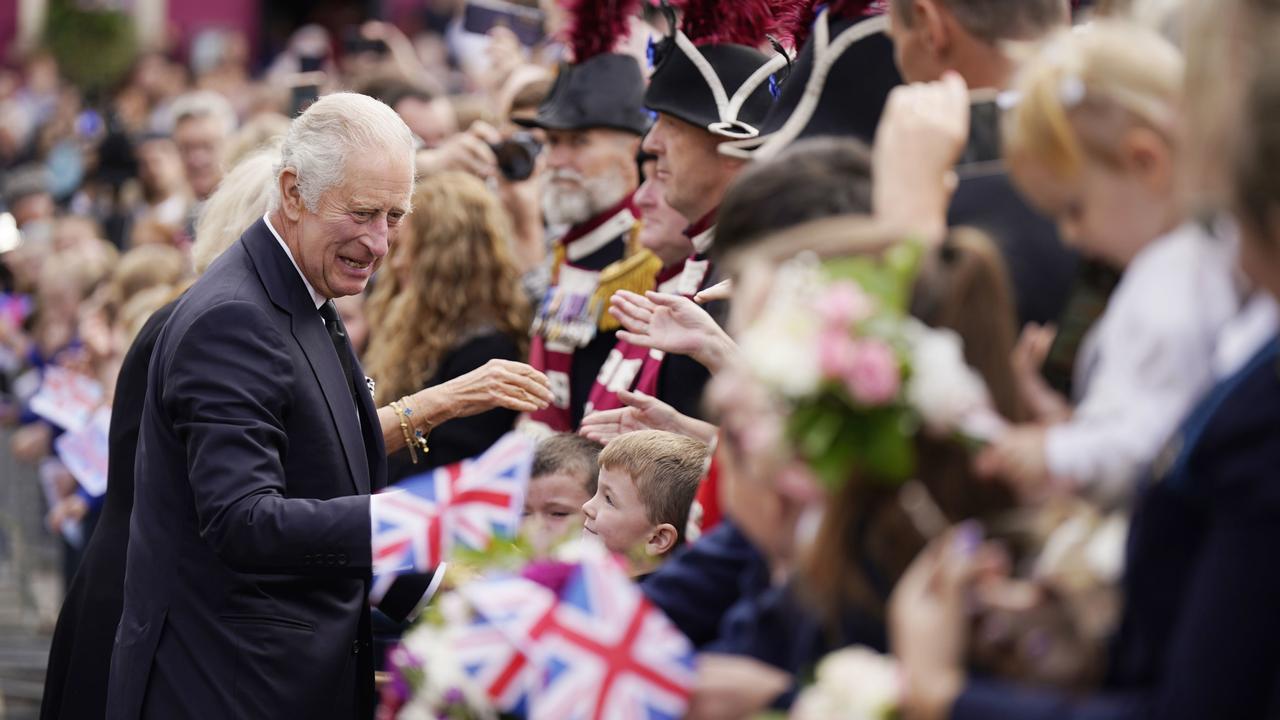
[{"x1": 490, "y1": 132, "x2": 542, "y2": 182}]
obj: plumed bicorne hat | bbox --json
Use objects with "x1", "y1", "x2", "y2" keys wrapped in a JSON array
[
  {"x1": 722, "y1": 0, "x2": 903, "y2": 160},
  {"x1": 643, "y1": 0, "x2": 795, "y2": 140},
  {"x1": 517, "y1": 0, "x2": 650, "y2": 136}
]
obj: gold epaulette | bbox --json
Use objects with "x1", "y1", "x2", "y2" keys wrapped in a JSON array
[{"x1": 593, "y1": 229, "x2": 663, "y2": 332}]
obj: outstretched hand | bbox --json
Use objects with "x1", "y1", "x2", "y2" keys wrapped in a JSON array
[
  {"x1": 609, "y1": 290, "x2": 737, "y2": 373},
  {"x1": 579, "y1": 388, "x2": 717, "y2": 446},
  {"x1": 417, "y1": 359, "x2": 554, "y2": 423}
]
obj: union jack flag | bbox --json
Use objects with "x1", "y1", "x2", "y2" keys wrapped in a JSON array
[
  {"x1": 459, "y1": 546, "x2": 696, "y2": 720},
  {"x1": 531, "y1": 552, "x2": 695, "y2": 720},
  {"x1": 454, "y1": 578, "x2": 558, "y2": 714},
  {"x1": 371, "y1": 432, "x2": 535, "y2": 600}
]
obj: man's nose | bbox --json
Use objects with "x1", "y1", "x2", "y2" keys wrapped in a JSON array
[{"x1": 364, "y1": 216, "x2": 390, "y2": 257}]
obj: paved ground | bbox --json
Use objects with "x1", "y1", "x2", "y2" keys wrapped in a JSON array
[{"x1": 0, "y1": 566, "x2": 50, "y2": 719}]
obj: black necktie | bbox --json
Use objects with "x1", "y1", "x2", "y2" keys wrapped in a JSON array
[{"x1": 319, "y1": 300, "x2": 360, "y2": 410}]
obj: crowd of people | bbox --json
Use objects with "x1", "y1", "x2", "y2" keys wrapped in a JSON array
[{"x1": 4, "y1": 0, "x2": 1280, "y2": 717}]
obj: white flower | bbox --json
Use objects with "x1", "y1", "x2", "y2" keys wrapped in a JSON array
[
  {"x1": 397, "y1": 619, "x2": 496, "y2": 719},
  {"x1": 737, "y1": 253, "x2": 828, "y2": 399},
  {"x1": 905, "y1": 322, "x2": 993, "y2": 433},
  {"x1": 791, "y1": 646, "x2": 902, "y2": 720},
  {"x1": 740, "y1": 306, "x2": 823, "y2": 398}
]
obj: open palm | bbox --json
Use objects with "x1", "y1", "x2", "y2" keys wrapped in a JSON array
[{"x1": 609, "y1": 290, "x2": 725, "y2": 362}]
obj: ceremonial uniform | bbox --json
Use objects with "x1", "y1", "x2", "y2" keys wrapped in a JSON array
[{"x1": 519, "y1": 20, "x2": 655, "y2": 433}]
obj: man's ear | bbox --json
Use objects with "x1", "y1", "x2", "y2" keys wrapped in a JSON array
[
  {"x1": 645, "y1": 523, "x2": 679, "y2": 557},
  {"x1": 277, "y1": 167, "x2": 305, "y2": 222},
  {"x1": 914, "y1": 0, "x2": 952, "y2": 61}
]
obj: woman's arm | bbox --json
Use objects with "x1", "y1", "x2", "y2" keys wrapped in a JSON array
[{"x1": 377, "y1": 358, "x2": 553, "y2": 453}]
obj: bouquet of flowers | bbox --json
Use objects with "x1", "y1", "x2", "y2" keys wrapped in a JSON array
[{"x1": 737, "y1": 246, "x2": 1000, "y2": 490}]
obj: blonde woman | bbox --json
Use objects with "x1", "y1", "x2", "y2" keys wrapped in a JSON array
[{"x1": 366, "y1": 170, "x2": 535, "y2": 481}]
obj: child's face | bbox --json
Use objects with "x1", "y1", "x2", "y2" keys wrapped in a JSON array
[
  {"x1": 1011, "y1": 146, "x2": 1174, "y2": 269},
  {"x1": 522, "y1": 470, "x2": 591, "y2": 553},
  {"x1": 582, "y1": 466, "x2": 658, "y2": 556}
]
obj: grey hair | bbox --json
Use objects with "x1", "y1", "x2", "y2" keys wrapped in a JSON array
[
  {"x1": 269, "y1": 92, "x2": 417, "y2": 213},
  {"x1": 170, "y1": 90, "x2": 237, "y2": 136}
]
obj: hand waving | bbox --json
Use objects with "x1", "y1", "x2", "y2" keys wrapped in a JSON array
[{"x1": 609, "y1": 291, "x2": 737, "y2": 373}]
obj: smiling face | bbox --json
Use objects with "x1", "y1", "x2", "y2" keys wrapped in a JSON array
[
  {"x1": 581, "y1": 466, "x2": 657, "y2": 556},
  {"x1": 278, "y1": 149, "x2": 413, "y2": 298}
]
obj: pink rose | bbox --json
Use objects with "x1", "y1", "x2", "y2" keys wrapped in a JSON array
[
  {"x1": 818, "y1": 327, "x2": 859, "y2": 380},
  {"x1": 819, "y1": 281, "x2": 874, "y2": 328},
  {"x1": 843, "y1": 339, "x2": 901, "y2": 406}
]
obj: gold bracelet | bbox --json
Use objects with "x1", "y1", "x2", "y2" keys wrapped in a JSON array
[
  {"x1": 390, "y1": 399, "x2": 418, "y2": 464},
  {"x1": 399, "y1": 392, "x2": 430, "y2": 458}
]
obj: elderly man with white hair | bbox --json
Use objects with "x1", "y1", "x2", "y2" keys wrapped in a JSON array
[{"x1": 106, "y1": 93, "x2": 422, "y2": 719}]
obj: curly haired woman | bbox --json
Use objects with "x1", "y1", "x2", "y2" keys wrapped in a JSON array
[{"x1": 365, "y1": 171, "x2": 533, "y2": 482}]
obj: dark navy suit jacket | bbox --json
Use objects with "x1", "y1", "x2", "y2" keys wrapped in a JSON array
[
  {"x1": 107, "y1": 219, "x2": 386, "y2": 719},
  {"x1": 954, "y1": 337, "x2": 1280, "y2": 720}
]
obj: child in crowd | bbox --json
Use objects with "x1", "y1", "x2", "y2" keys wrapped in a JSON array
[
  {"x1": 522, "y1": 433, "x2": 601, "y2": 553},
  {"x1": 979, "y1": 22, "x2": 1240, "y2": 506},
  {"x1": 582, "y1": 429, "x2": 707, "y2": 574}
]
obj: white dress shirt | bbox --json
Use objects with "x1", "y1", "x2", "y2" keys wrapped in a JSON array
[
  {"x1": 1045, "y1": 221, "x2": 1241, "y2": 504},
  {"x1": 264, "y1": 213, "x2": 326, "y2": 310}
]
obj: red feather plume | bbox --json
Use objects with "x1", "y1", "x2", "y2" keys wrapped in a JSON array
[
  {"x1": 676, "y1": 0, "x2": 783, "y2": 47},
  {"x1": 786, "y1": 0, "x2": 889, "y2": 50},
  {"x1": 565, "y1": 0, "x2": 644, "y2": 63}
]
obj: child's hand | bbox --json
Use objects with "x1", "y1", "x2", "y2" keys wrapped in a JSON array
[
  {"x1": 686, "y1": 653, "x2": 791, "y2": 720},
  {"x1": 975, "y1": 426, "x2": 1060, "y2": 503},
  {"x1": 1011, "y1": 324, "x2": 1071, "y2": 423}
]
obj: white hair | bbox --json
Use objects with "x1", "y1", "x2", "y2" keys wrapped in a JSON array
[
  {"x1": 270, "y1": 92, "x2": 416, "y2": 213},
  {"x1": 170, "y1": 90, "x2": 237, "y2": 136}
]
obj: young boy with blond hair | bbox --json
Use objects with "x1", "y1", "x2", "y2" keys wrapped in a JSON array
[{"x1": 582, "y1": 430, "x2": 709, "y2": 574}]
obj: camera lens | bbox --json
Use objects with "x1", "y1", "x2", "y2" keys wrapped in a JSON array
[{"x1": 490, "y1": 132, "x2": 542, "y2": 182}]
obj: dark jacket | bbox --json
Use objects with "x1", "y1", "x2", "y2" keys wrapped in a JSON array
[
  {"x1": 106, "y1": 220, "x2": 386, "y2": 719},
  {"x1": 953, "y1": 337, "x2": 1280, "y2": 720},
  {"x1": 949, "y1": 100, "x2": 1078, "y2": 328},
  {"x1": 40, "y1": 301, "x2": 175, "y2": 720}
]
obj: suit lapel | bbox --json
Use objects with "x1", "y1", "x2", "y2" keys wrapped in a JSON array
[{"x1": 243, "y1": 220, "x2": 372, "y2": 496}]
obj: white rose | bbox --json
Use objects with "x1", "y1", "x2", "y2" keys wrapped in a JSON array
[
  {"x1": 740, "y1": 309, "x2": 823, "y2": 398},
  {"x1": 906, "y1": 323, "x2": 993, "y2": 433},
  {"x1": 792, "y1": 646, "x2": 901, "y2": 720}
]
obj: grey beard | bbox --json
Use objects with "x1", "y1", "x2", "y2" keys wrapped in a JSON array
[{"x1": 542, "y1": 172, "x2": 630, "y2": 227}]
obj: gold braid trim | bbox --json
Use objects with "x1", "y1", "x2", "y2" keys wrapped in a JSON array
[{"x1": 593, "y1": 225, "x2": 662, "y2": 332}]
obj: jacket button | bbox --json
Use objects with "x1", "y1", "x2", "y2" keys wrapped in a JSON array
[{"x1": 352, "y1": 640, "x2": 360, "y2": 655}]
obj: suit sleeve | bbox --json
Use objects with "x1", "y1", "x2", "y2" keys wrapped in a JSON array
[{"x1": 163, "y1": 300, "x2": 371, "y2": 577}]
